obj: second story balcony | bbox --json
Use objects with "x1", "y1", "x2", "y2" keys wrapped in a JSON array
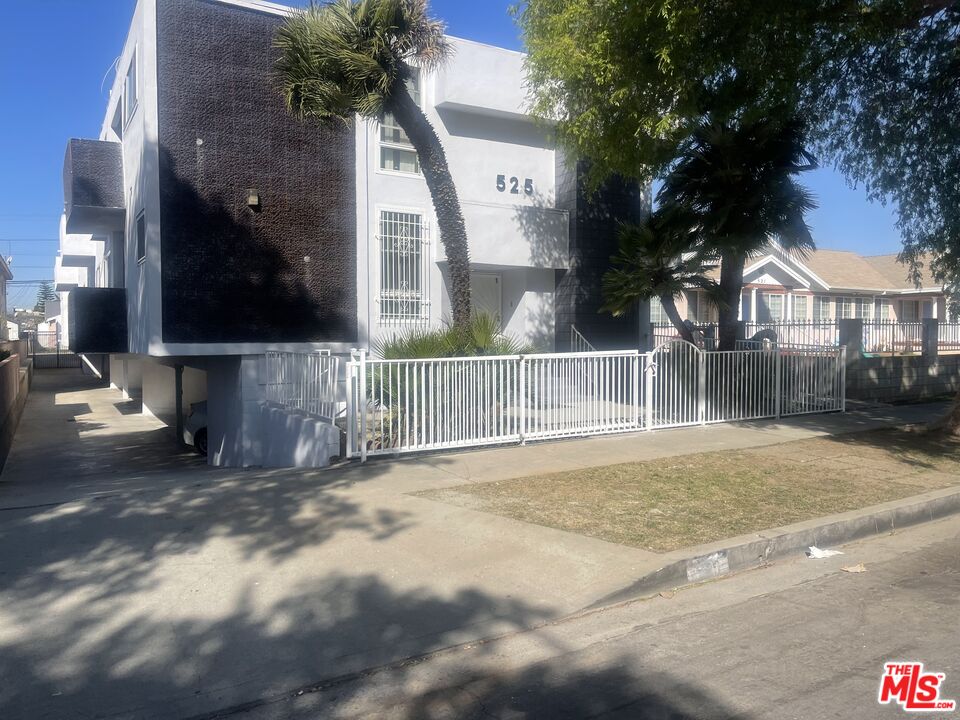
[{"x1": 63, "y1": 138, "x2": 124, "y2": 234}]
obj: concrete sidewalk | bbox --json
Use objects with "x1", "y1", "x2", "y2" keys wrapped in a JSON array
[{"x1": 0, "y1": 371, "x2": 950, "y2": 719}]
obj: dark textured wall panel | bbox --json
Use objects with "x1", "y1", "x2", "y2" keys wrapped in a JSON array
[
  {"x1": 156, "y1": 0, "x2": 358, "y2": 344},
  {"x1": 68, "y1": 288, "x2": 129, "y2": 353},
  {"x1": 63, "y1": 138, "x2": 124, "y2": 210},
  {"x1": 554, "y1": 155, "x2": 645, "y2": 350}
]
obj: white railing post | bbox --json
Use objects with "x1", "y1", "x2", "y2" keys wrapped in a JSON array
[
  {"x1": 358, "y1": 349, "x2": 368, "y2": 463},
  {"x1": 346, "y1": 358, "x2": 356, "y2": 458},
  {"x1": 632, "y1": 353, "x2": 640, "y2": 429},
  {"x1": 644, "y1": 352, "x2": 654, "y2": 430},
  {"x1": 775, "y1": 347, "x2": 783, "y2": 419},
  {"x1": 518, "y1": 355, "x2": 526, "y2": 444},
  {"x1": 697, "y1": 349, "x2": 706, "y2": 425}
]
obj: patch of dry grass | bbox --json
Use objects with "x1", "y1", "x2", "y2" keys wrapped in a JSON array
[{"x1": 418, "y1": 430, "x2": 960, "y2": 553}]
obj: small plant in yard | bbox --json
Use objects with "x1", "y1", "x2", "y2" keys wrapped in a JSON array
[
  {"x1": 365, "y1": 314, "x2": 529, "y2": 450},
  {"x1": 373, "y1": 312, "x2": 529, "y2": 359}
]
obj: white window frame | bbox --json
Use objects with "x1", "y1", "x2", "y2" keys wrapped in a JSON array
[
  {"x1": 792, "y1": 294, "x2": 808, "y2": 321},
  {"x1": 855, "y1": 297, "x2": 873, "y2": 320},
  {"x1": 123, "y1": 45, "x2": 139, "y2": 126},
  {"x1": 376, "y1": 206, "x2": 430, "y2": 325},
  {"x1": 813, "y1": 295, "x2": 832, "y2": 321},
  {"x1": 649, "y1": 296, "x2": 669, "y2": 324},
  {"x1": 377, "y1": 70, "x2": 422, "y2": 177},
  {"x1": 900, "y1": 299, "x2": 920, "y2": 322},
  {"x1": 876, "y1": 297, "x2": 892, "y2": 321},
  {"x1": 758, "y1": 291, "x2": 785, "y2": 322}
]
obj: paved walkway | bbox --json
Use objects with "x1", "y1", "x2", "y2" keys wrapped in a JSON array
[{"x1": 0, "y1": 370, "x2": 949, "y2": 719}]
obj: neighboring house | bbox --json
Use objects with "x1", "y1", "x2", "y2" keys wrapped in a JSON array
[
  {"x1": 652, "y1": 243, "x2": 950, "y2": 326},
  {"x1": 59, "y1": 0, "x2": 644, "y2": 467},
  {"x1": 0, "y1": 255, "x2": 10, "y2": 341},
  {"x1": 6, "y1": 322, "x2": 19, "y2": 341}
]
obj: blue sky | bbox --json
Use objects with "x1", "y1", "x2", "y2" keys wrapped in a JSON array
[{"x1": 0, "y1": 0, "x2": 903, "y2": 312}]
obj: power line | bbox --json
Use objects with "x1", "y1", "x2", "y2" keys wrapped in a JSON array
[{"x1": 0, "y1": 239, "x2": 60, "y2": 243}]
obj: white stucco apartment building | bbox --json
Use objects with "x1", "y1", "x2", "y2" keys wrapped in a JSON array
[{"x1": 57, "y1": 0, "x2": 644, "y2": 467}]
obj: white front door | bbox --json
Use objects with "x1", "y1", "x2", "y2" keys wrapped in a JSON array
[{"x1": 470, "y1": 273, "x2": 502, "y2": 324}]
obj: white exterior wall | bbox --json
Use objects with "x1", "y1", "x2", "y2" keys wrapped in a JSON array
[
  {"x1": 355, "y1": 38, "x2": 567, "y2": 351},
  {"x1": 90, "y1": 0, "x2": 162, "y2": 357}
]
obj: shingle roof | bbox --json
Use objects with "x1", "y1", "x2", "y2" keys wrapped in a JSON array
[
  {"x1": 800, "y1": 249, "x2": 896, "y2": 289},
  {"x1": 702, "y1": 246, "x2": 938, "y2": 291},
  {"x1": 862, "y1": 253, "x2": 937, "y2": 290}
]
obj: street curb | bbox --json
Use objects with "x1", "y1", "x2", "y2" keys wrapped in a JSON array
[{"x1": 589, "y1": 485, "x2": 960, "y2": 607}]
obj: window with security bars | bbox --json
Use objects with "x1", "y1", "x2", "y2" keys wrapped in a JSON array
[
  {"x1": 378, "y1": 210, "x2": 427, "y2": 323},
  {"x1": 379, "y1": 72, "x2": 421, "y2": 173}
]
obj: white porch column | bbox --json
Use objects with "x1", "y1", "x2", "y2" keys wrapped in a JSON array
[
  {"x1": 786, "y1": 293, "x2": 792, "y2": 322},
  {"x1": 932, "y1": 298, "x2": 939, "y2": 319},
  {"x1": 750, "y1": 288, "x2": 758, "y2": 322}
]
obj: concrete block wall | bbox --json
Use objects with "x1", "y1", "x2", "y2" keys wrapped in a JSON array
[{"x1": 847, "y1": 354, "x2": 960, "y2": 402}]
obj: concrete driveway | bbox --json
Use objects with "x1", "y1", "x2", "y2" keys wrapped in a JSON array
[
  {"x1": 0, "y1": 370, "x2": 951, "y2": 719},
  {"x1": 0, "y1": 370, "x2": 652, "y2": 719}
]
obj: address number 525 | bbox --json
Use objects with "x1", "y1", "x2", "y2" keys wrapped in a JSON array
[{"x1": 497, "y1": 174, "x2": 533, "y2": 195}]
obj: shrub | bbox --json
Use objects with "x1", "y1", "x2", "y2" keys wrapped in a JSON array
[{"x1": 373, "y1": 313, "x2": 529, "y2": 359}]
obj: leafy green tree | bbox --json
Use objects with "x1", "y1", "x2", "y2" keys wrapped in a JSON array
[
  {"x1": 519, "y1": 0, "x2": 960, "y2": 427},
  {"x1": 601, "y1": 207, "x2": 717, "y2": 345},
  {"x1": 275, "y1": 0, "x2": 473, "y2": 328},
  {"x1": 662, "y1": 117, "x2": 818, "y2": 349},
  {"x1": 34, "y1": 281, "x2": 57, "y2": 314}
]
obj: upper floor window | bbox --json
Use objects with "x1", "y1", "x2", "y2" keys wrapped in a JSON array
[
  {"x1": 123, "y1": 48, "x2": 138, "y2": 125},
  {"x1": 379, "y1": 72, "x2": 420, "y2": 174},
  {"x1": 378, "y1": 209, "x2": 427, "y2": 323}
]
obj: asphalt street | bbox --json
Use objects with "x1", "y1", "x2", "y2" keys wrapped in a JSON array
[{"x1": 238, "y1": 516, "x2": 960, "y2": 720}]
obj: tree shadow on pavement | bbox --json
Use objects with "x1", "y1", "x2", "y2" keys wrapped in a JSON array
[
  {"x1": 399, "y1": 661, "x2": 747, "y2": 720},
  {"x1": 0, "y1": 573, "x2": 555, "y2": 720}
]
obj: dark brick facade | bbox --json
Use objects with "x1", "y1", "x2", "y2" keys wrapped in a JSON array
[
  {"x1": 554, "y1": 154, "x2": 647, "y2": 350},
  {"x1": 156, "y1": 0, "x2": 358, "y2": 344}
]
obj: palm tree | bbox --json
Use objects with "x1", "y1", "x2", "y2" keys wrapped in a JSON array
[
  {"x1": 602, "y1": 207, "x2": 719, "y2": 345},
  {"x1": 275, "y1": 0, "x2": 472, "y2": 328},
  {"x1": 662, "y1": 116, "x2": 818, "y2": 350}
]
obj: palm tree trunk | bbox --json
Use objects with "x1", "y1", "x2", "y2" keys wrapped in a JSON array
[
  {"x1": 717, "y1": 249, "x2": 746, "y2": 351},
  {"x1": 660, "y1": 293, "x2": 695, "y2": 344},
  {"x1": 388, "y1": 79, "x2": 471, "y2": 329}
]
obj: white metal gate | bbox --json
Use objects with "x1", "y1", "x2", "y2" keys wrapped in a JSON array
[{"x1": 343, "y1": 342, "x2": 846, "y2": 461}]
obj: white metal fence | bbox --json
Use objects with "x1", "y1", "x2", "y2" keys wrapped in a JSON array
[
  {"x1": 861, "y1": 321, "x2": 923, "y2": 353},
  {"x1": 345, "y1": 340, "x2": 846, "y2": 460},
  {"x1": 265, "y1": 351, "x2": 340, "y2": 420},
  {"x1": 941, "y1": 322, "x2": 960, "y2": 350},
  {"x1": 745, "y1": 321, "x2": 840, "y2": 347}
]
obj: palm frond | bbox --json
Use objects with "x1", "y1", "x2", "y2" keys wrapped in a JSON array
[{"x1": 274, "y1": 0, "x2": 451, "y2": 122}]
